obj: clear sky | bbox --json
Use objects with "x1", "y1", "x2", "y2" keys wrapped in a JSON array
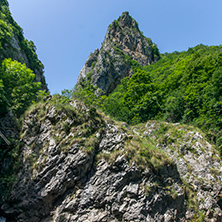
[{"x1": 7, "y1": 0, "x2": 222, "y2": 94}]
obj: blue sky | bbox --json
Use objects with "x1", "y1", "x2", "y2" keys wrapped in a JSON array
[{"x1": 7, "y1": 0, "x2": 222, "y2": 94}]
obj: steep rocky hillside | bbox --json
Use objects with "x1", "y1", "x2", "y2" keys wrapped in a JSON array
[
  {"x1": 77, "y1": 12, "x2": 160, "y2": 94},
  {"x1": 0, "y1": 97, "x2": 222, "y2": 221},
  {"x1": 0, "y1": 1, "x2": 47, "y2": 90},
  {"x1": 1, "y1": 6, "x2": 222, "y2": 222},
  {"x1": 0, "y1": 0, "x2": 48, "y2": 143}
]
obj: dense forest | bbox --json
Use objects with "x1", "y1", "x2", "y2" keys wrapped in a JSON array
[{"x1": 72, "y1": 44, "x2": 222, "y2": 154}]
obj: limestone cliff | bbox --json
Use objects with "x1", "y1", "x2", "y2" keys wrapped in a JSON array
[
  {"x1": 0, "y1": 2, "x2": 47, "y2": 90},
  {"x1": 0, "y1": 97, "x2": 222, "y2": 221},
  {"x1": 1, "y1": 7, "x2": 222, "y2": 222},
  {"x1": 77, "y1": 12, "x2": 160, "y2": 94}
]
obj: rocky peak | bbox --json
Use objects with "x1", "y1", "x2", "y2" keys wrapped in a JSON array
[
  {"x1": 117, "y1": 11, "x2": 135, "y2": 28},
  {"x1": 104, "y1": 11, "x2": 156, "y2": 66},
  {"x1": 77, "y1": 12, "x2": 160, "y2": 95}
]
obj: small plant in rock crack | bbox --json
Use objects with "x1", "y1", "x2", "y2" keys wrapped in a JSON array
[{"x1": 144, "y1": 185, "x2": 151, "y2": 196}]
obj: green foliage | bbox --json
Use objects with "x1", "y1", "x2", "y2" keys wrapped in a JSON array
[
  {"x1": 0, "y1": 58, "x2": 41, "y2": 116},
  {"x1": 147, "y1": 45, "x2": 222, "y2": 152},
  {"x1": 102, "y1": 90, "x2": 131, "y2": 122},
  {"x1": 0, "y1": 0, "x2": 45, "y2": 87},
  {"x1": 36, "y1": 90, "x2": 50, "y2": 101},
  {"x1": 0, "y1": 78, "x2": 8, "y2": 115},
  {"x1": 129, "y1": 59, "x2": 142, "y2": 72},
  {"x1": 145, "y1": 37, "x2": 160, "y2": 62},
  {"x1": 0, "y1": 19, "x2": 13, "y2": 48},
  {"x1": 61, "y1": 89, "x2": 73, "y2": 99},
  {"x1": 72, "y1": 44, "x2": 222, "y2": 154},
  {"x1": 21, "y1": 39, "x2": 45, "y2": 72},
  {"x1": 102, "y1": 69, "x2": 161, "y2": 124},
  {"x1": 0, "y1": 0, "x2": 9, "y2": 6},
  {"x1": 72, "y1": 74, "x2": 103, "y2": 109}
]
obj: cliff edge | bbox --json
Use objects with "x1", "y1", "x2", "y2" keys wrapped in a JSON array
[{"x1": 77, "y1": 12, "x2": 160, "y2": 95}]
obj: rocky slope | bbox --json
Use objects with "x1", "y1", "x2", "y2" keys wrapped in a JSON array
[
  {"x1": 0, "y1": 2, "x2": 47, "y2": 90},
  {"x1": 77, "y1": 12, "x2": 160, "y2": 95},
  {"x1": 0, "y1": 97, "x2": 222, "y2": 221},
  {"x1": 1, "y1": 6, "x2": 222, "y2": 222}
]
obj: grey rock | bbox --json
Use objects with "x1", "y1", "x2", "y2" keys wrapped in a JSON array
[
  {"x1": 2, "y1": 30, "x2": 47, "y2": 91},
  {"x1": 144, "y1": 129, "x2": 153, "y2": 137},
  {"x1": 144, "y1": 120, "x2": 222, "y2": 222},
  {"x1": 99, "y1": 124, "x2": 126, "y2": 152},
  {"x1": 77, "y1": 12, "x2": 160, "y2": 95},
  {"x1": 1, "y1": 106, "x2": 222, "y2": 222},
  {"x1": 0, "y1": 217, "x2": 6, "y2": 222}
]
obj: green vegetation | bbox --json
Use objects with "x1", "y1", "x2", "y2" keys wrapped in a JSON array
[
  {"x1": 1, "y1": 5, "x2": 221, "y2": 220},
  {"x1": 0, "y1": 58, "x2": 41, "y2": 117},
  {"x1": 24, "y1": 94, "x2": 105, "y2": 156},
  {"x1": 0, "y1": 0, "x2": 46, "y2": 118},
  {"x1": 72, "y1": 74, "x2": 103, "y2": 108},
  {"x1": 73, "y1": 44, "x2": 222, "y2": 154},
  {"x1": 102, "y1": 69, "x2": 161, "y2": 124},
  {"x1": 145, "y1": 37, "x2": 160, "y2": 61},
  {"x1": 125, "y1": 135, "x2": 173, "y2": 170},
  {"x1": 0, "y1": 1, "x2": 45, "y2": 75}
]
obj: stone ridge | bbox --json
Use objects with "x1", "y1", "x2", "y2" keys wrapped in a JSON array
[
  {"x1": 77, "y1": 11, "x2": 160, "y2": 95},
  {"x1": 105, "y1": 12, "x2": 158, "y2": 66},
  {"x1": 1, "y1": 99, "x2": 222, "y2": 221}
]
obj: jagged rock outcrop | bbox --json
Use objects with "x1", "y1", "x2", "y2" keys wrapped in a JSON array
[
  {"x1": 0, "y1": 98, "x2": 221, "y2": 221},
  {"x1": 77, "y1": 12, "x2": 160, "y2": 94}
]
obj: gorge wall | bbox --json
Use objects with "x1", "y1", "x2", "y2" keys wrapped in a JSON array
[
  {"x1": 0, "y1": 7, "x2": 222, "y2": 222},
  {"x1": 0, "y1": 2, "x2": 47, "y2": 90}
]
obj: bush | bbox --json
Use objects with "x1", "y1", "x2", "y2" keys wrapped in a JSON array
[{"x1": 0, "y1": 58, "x2": 41, "y2": 116}]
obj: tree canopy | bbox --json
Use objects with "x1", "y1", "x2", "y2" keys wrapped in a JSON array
[
  {"x1": 0, "y1": 59, "x2": 41, "y2": 117},
  {"x1": 72, "y1": 44, "x2": 222, "y2": 153}
]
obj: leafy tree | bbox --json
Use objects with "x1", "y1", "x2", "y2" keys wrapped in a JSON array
[
  {"x1": 212, "y1": 67, "x2": 222, "y2": 100},
  {"x1": 0, "y1": 0, "x2": 9, "y2": 7},
  {"x1": 72, "y1": 80, "x2": 102, "y2": 108},
  {"x1": 74, "y1": 44, "x2": 222, "y2": 153},
  {"x1": 0, "y1": 1, "x2": 46, "y2": 89},
  {"x1": 102, "y1": 90, "x2": 130, "y2": 122},
  {"x1": 101, "y1": 70, "x2": 161, "y2": 123},
  {"x1": 61, "y1": 89, "x2": 73, "y2": 99},
  {"x1": 0, "y1": 58, "x2": 41, "y2": 116},
  {"x1": 163, "y1": 92, "x2": 184, "y2": 122}
]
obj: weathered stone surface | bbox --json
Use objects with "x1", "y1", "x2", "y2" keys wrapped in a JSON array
[
  {"x1": 77, "y1": 12, "x2": 160, "y2": 95},
  {"x1": 4, "y1": 35, "x2": 48, "y2": 91},
  {"x1": 1, "y1": 102, "x2": 222, "y2": 221},
  {"x1": 144, "y1": 121, "x2": 222, "y2": 222}
]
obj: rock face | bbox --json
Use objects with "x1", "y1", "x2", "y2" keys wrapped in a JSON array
[
  {"x1": 1, "y1": 98, "x2": 222, "y2": 221},
  {"x1": 77, "y1": 12, "x2": 160, "y2": 94},
  {"x1": 0, "y1": 3, "x2": 48, "y2": 91},
  {"x1": 7, "y1": 36, "x2": 48, "y2": 91}
]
